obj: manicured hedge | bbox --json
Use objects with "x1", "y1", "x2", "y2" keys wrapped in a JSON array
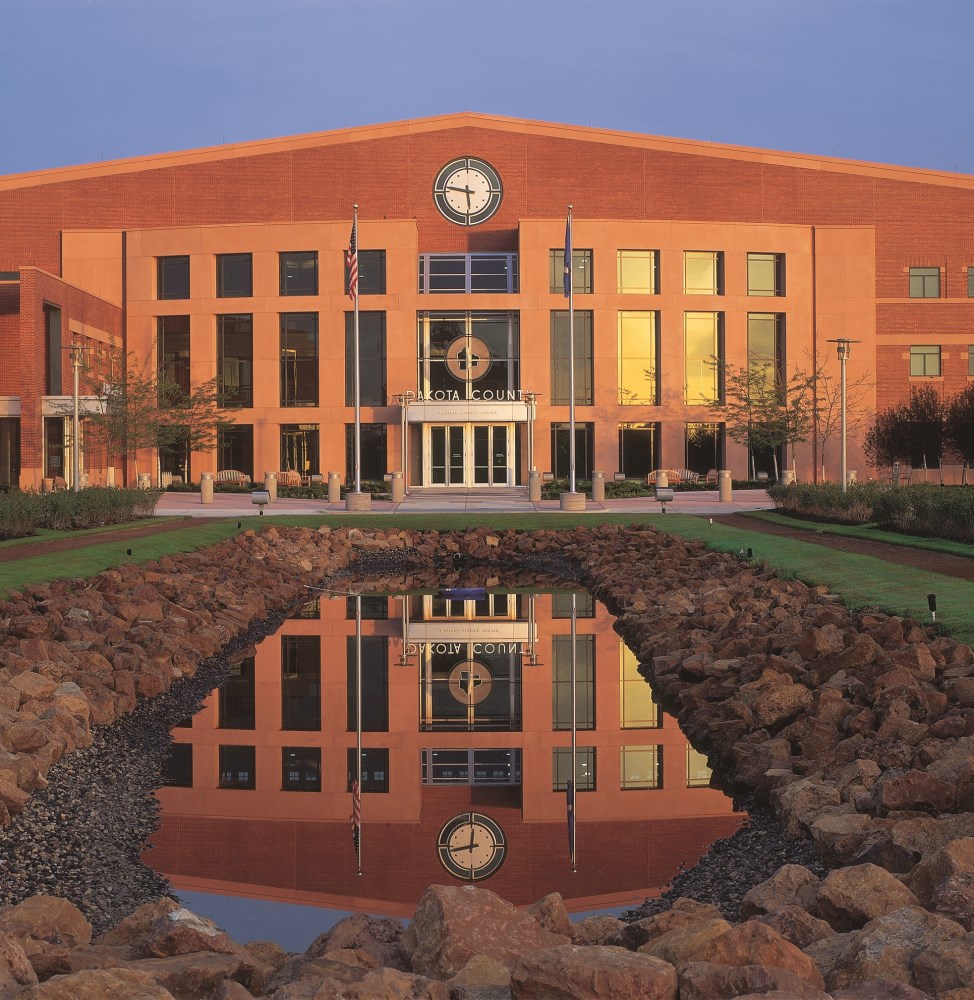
[
  {"x1": 768, "y1": 481, "x2": 974, "y2": 543},
  {"x1": 0, "y1": 487, "x2": 162, "y2": 540}
]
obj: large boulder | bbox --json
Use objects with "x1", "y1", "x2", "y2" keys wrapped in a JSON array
[
  {"x1": 699, "y1": 920, "x2": 825, "y2": 990},
  {"x1": 526, "y1": 893, "x2": 572, "y2": 938},
  {"x1": 304, "y1": 913, "x2": 407, "y2": 970},
  {"x1": 814, "y1": 864, "x2": 920, "y2": 932},
  {"x1": 0, "y1": 931, "x2": 37, "y2": 992},
  {"x1": 13, "y1": 966, "x2": 176, "y2": 998},
  {"x1": 403, "y1": 885, "x2": 569, "y2": 980},
  {"x1": 144, "y1": 908, "x2": 241, "y2": 958},
  {"x1": 756, "y1": 907, "x2": 836, "y2": 950},
  {"x1": 911, "y1": 933, "x2": 974, "y2": 998},
  {"x1": 605, "y1": 899, "x2": 723, "y2": 951},
  {"x1": 677, "y1": 960, "x2": 831, "y2": 1000},
  {"x1": 637, "y1": 918, "x2": 733, "y2": 966},
  {"x1": 739, "y1": 865, "x2": 821, "y2": 918},
  {"x1": 510, "y1": 944, "x2": 677, "y2": 1000},
  {"x1": 904, "y1": 837, "x2": 974, "y2": 904}
]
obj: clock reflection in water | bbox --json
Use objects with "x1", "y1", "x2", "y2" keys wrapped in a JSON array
[{"x1": 437, "y1": 812, "x2": 507, "y2": 881}]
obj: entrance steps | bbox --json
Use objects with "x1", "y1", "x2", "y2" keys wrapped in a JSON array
[{"x1": 396, "y1": 487, "x2": 532, "y2": 512}]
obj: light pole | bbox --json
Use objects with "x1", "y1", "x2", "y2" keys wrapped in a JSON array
[
  {"x1": 67, "y1": 340, "x2": 89, "y2": 493},
  {"x1": 827, "y1": 338, "x2": 859, "y2": 493}
]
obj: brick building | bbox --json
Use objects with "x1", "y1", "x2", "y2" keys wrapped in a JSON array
[{"x1": 1, "y1": 112, "x2": 971, "y2": 489}]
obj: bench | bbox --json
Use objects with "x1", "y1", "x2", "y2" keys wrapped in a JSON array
[
  {"x1": 276, "y1": 470, "x2": 303, "y2": 487},
  {"x1": 214, "y1": 469, "x2": 251, "y2": 485}
]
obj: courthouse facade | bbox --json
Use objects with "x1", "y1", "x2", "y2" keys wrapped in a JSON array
[{"x1": 1, "y1": 113, "x2": 973, "y2": 489}]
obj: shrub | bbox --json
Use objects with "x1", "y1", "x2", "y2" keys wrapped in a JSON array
[
  {"x1": 39, "y1": 487, "x2": 162, "y2": 531},
  {"x1": 0, "y1": 490, "x2": 43, "y2": 540}
]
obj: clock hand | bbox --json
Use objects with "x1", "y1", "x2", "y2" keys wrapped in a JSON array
[{"x1": 450, "y1": 842, "x2": 480, "y2": 853}]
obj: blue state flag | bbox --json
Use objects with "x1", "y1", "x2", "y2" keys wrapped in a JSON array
[
  {"x1": 563, "y1": 215, "x2": 572, "y2": 298},
  {"x1": 566, "y1": 779, "x2": 576, "y2": 861}
]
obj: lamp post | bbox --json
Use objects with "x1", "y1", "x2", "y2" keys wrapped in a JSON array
[
  {"x1": 827, "y1": 338, "x2": 860, "y2": 493},
  {"x1": 67, "y1": 340, "x2": 88, "y2": 493}
]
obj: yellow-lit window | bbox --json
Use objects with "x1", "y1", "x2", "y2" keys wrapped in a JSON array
[
  {"x1": 685, "y1": 312, "x2": 721, "y2": 404},
  {"x1": 618, "y1": 250, "x2": 657, "y2": 294},
  {"x1": 684, "y1": 251, "x2": 722, "y2": 295},
  {"x1": 618, "y1": 311, "x2": 657, "y2": 404},
  {"x1": 621, "y1": 746, "x2": 662, "y2": 789},
  {"x1": 687, "y1": 745, "x2": 712, "y2": 787},
  {"x1": 620, "y1": 643, "x2": 657, "y2": 728},
  {"x1": 747, "y1": 253, "x2": 784, "y2": 296}
]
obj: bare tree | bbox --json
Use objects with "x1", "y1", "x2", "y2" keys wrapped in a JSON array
[{"x1": 805, "y1": 352, "x2": 872, "y2": 481}]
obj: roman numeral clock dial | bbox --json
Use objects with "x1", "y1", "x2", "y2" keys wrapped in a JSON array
[{"x1": 433, "y1": 158, "x2": 503, "y2": 226}]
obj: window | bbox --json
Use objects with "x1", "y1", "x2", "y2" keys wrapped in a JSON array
[
  {"x1": 422, "y1": 748, "x2": 521, "y2": 785},
  {"x1": 218, "y1": 425, "x2": 254, "y2": 481},
  {"x1": 550, "y1": 248, "x2": 592, "y2": 294},
  {"x1": 968, "y1": 268, "x2": 974, "y2": 298},
  {"x1": 552, "y1": 634, "x2": 595, "y2": 730},
  {"x1": 618, "y1": 250, "x2": 658, "y2": 294},
  {"x1": 910, "y1": 345, "x2": 942, "y2": 377},
  {"x1": 619, "y1": 311, "x2": 658, "y2": 404},
  {"x1": 163, "y1": 744, "x2": 193, "y2": 787},
  {"x1": 552, "y1": 747, "x2": 595, "y2": 791},
  {"x1": 551, "y1": 592, "x2": 594, "y2": 619},
  {"x1": 621, "y1": 643, "x2": 658, "y2": 728},
  {"x1": 281, "y1": 424, "x2": 319, "y2": 478},
  {"x1": 909, "y1": 267, "x2": 940, "y2": 298},
  {"x1": 345, "y1": 423, "x2": 387, "y2": 482},
  {"x1": 418, "y1": 311, "x2": 520, "y2": 400},
  {"x1": 219, "y1": 745, "x2": 255, "y2": 789},
  {"x1": 684, "y1": 251, "x2": 723, "y2": 295},
  {"x1": 747, "y1": 253, "x2": 784, "y2": 296},
  {"x1": 280, "y1": 251, "x2": 317, "y2": 296},
  {"x1": 747, "y1": 313, "x2": 784, "y2": 392},
  {"x1": 282, "y1": 747, "x2": 321, "y2": 791},
  {"x1": 157, "y1": 256, "x2": 190, "y2": 300},
  {"x1": 345, "y1": 312, "x2": 386, "y2": 406},
  {"x1": 550, "y1": 423, "x2": 594, "y2": 480},
  {"x1": 347, "y1": 748, "x2": 389, "y2": 792},
  {"x1": 687, "y1": 745, "x2": 712, "y2": 788},
  {"x1": 217, "y1": 314, "x2": 253, "y2": 407},
  {"x1": 969, "y1": 345, "x2": 974, "y2": 376},
  {"x1": 685, "y1": 312, "x2": 723, "y2": 404},
  {"x1": 44, "y1": 305, "x2": 62, "y2": 396},
  {"x1": 346, "y1": 250, "x2": 386, "y2": 295},
  {"x1": 686, "y1": 422, "x2": 724, "y2": 475},
  {"x1": 419, "y1": 253, "x2": 518, "y2": 293},
  {"x1": 621, "y1": 746, "x2": 662, "y2": 789},
  {"x1": 282, "y1": 636, "x2": 321, "y2": 731},
  {"x1": 157, "y1": 316, "x2": 190, "y2": 397},
  {"x1": 619, "y1": 423, "x2": 660, "y2": 480},
  {"x1": 217, "y1": 253, "x2": 253, "y2": 298},
  {"x1": 346, "y1": 595, "x2": 388, "y2": 619},
  {"x1": 280, "y1": 313, "x2": 318, "y2": 406},
  {"x1": 551, "y1": 311, "x2": 593, "y2": 405},
  {"x1": 347, "y1": 636, "x2": 389, "y2": 732},
  {"x1": 219, "y1": 656, "x2": 255, "y2": 729}
]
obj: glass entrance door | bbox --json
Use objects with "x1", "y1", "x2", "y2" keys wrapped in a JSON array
[{"x1": 428, "y1": 425, "x2": 512, "y2": 486}]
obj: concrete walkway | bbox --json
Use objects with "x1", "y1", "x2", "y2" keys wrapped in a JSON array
[{"x1": 155, "y1": 487, "x2": 774, "y2": 519}]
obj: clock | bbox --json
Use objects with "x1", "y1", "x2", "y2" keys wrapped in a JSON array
[
  {"x1": 433, "y1": 158, "x2": 503, "y2": 226},
  {"x1": 437, "y1": 812, "x2": 507, "y2": 880}
]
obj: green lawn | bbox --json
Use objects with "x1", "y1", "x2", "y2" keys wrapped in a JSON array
[{"x1": 2, "y1": 511, "x2": 971, "y2": 646}]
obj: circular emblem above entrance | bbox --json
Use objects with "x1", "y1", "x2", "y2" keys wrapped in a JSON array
[
  {"x1": 448, "y1": 660, "x2": 493, "y2": 705},
  {"x1": 445, "y1": 336, "x2": 492, "y2": 381},
  {"x1": 433, "y1": 157, "x2": 503, "y2": 226}
]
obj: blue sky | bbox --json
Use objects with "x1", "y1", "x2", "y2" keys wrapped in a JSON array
[{"x1": 3, "y1": 0, "x2": 973, "y2": 175}]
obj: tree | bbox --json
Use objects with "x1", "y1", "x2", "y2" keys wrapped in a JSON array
[
  {"x1": 804, "y1": 353, "x2": 872, "y2": 481},
  {"x1": 709, "y1": 359, "x2": 814, "y2": 479},
  {"x1": 864, "y1": 384, "x2": 946, "y2": 472},
  {"x1": 945, "y1": 383, "x2": 974, "y2": 468},
  {"x1": 157, "y1": 376, "x2": 232, "y2": 483}
]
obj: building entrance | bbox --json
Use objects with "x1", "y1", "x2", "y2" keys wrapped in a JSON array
[{"x1": 427, "y1": 424, "x2": 512, "y2": 487}]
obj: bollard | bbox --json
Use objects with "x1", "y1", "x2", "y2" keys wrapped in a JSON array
[
  {"x1": 591, "y1": 471, "x2": 605, "y2": 502},
  {"x1": 528, "y1": 470, "x2": 541, "y2": 503},
  {"x1": 263, "y1": 472, "x2": 277, "y2": 503},
  {"x1": 718, "y1": 470, "x2": 732, "y2": 502},
  {"x1": 655, "y1": 470, "x2": 669, "y2": 489},
  {"x1": 200, "y1": 472, "x2": 214, "y2": 504},
  {"x1": 41, "y1": 478, "x2": 54, "y2": 494},
  {"x1": 391, "y1": 471, "x2": 405, "y2": 503},
  {"x1": 327, "y1": 471, "x2": 341, "y2": 504},
  {"x1": 781, "y1": 470, "x2": 796, "y2": 486},
  {"x1": 106, "y1": 466, "x2": 116, "y2": 487},
  {"x1": 847, "y1": 470, "x2": 857, "y2": 487},
  {"x1": 137, "y1": 472, "x2": 151, "y2": 490}
]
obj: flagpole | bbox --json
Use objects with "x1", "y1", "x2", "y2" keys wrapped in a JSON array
[
  {"x1": 570, "y1": 591, "x2": 577, "y2": 872},
  {"x1": 353, "y1": 204, "x2": 362, "y2": 495},
  {"x1": 567, "y1": 205, "x2": 576, "y2": 495},
  {"x1": 355, "y1": 593, "x2": 363, "y2": 875}
]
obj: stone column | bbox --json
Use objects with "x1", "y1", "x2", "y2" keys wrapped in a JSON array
[{"x1": 200, "y1": 472, "x2": 214, "y2": 504}]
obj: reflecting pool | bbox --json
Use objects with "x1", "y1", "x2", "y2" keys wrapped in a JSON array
[{"x1": 149, "y1": 582, "x2": 742, "y2": 946}]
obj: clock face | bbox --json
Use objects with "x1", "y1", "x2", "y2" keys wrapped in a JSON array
[
  {"x1": 433, "y1": 158, "x2": 503, "y2": 226},
  {"x1": 437, "y1": 812, "x2": 507, "y2": 880}
]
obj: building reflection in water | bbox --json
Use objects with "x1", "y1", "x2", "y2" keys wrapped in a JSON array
[{"x1": 151, "y1": 588, "x2": 743, "y2": 918}]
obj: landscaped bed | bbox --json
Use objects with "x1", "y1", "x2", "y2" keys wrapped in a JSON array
[{"x1": 0, "y1": 524, "x2": 971, "y2": 997}]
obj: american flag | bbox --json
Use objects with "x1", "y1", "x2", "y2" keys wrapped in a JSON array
[
  {"x1": 563, "y1": 212, "x2": 572, "y2": 298},
  {"x1": 350, "y1": 778, "x2": 362, "y2": 852},
  {"x1": 346, "y1": 217, "x2": 358, "y2": 302}
]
